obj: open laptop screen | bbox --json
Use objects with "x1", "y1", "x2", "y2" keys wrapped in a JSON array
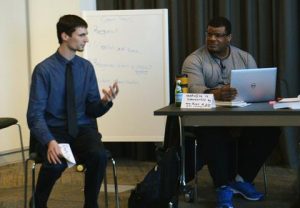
[{"x1": 230, "y1": 67, "x2": 277, "y2": 103}]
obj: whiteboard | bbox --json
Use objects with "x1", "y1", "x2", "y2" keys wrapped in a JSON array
[{"x1": 82, "y1": 9, "x2": 170, "y2": 142}]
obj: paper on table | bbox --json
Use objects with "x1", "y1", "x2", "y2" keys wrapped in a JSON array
[
  {"x1": 273, "y1": 95, "x2": 300, "y2": 109},
  {"x1": 273, "y1": 102, "x2": 300, "y2": 109},
  {"x1": 215, "y1": 100, "x2": 250, "y2": 107},
  {"x1": 58, "y1": 143, "x2": 76, "y2": 168},
  {"x1": 278, "y1": 95, "x2": 300, "y2": 103}
]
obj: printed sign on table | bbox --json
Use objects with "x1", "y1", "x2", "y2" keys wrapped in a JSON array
[{"x1": 181, "y1": 93, "x2": 216, "y2": 109}]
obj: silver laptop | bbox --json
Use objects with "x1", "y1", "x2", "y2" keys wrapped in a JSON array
[{"x1": 230, "y1": 67, "x2": 277, "y2": 103}]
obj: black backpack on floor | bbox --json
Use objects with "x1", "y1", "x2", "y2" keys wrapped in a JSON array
[{"x1": 128, "y1": 147, "x2": 180, "y2": 208}]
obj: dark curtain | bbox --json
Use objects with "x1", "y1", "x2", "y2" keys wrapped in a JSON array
[{"x1": 97, "y1": 0, "x2": 300, "y2": 164}]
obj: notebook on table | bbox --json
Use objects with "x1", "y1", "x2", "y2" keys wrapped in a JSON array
[{"x1": 230, "y1": 67, "x2": 277, "y2": 103}]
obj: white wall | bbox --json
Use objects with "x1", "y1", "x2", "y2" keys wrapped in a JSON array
[
  {"x1": 0, "y1": 0, "x2": 29, "y2": 153},
  {"x1": 28, "y1": 0, "x2": 96, "y2": 70},
  {"x1": 0, "y1": 0, "x2": 96, "y2": 159}
]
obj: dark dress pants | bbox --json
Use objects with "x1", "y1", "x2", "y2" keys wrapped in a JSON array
[
  {"x1": 196, "y1": 127, "x2": 279, "y2": 187},
  {"x1": 34, "y1": 125, "x2": 107, "y2": 208}
]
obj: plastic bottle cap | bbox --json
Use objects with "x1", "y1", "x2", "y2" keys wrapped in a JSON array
[{"x1": 76, "y1": 165, "x2": 84, "y2": 172}]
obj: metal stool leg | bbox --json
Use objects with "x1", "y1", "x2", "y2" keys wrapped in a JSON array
[
  {"x1": 111, "y1": 157, "x2": 120, "y2": 208},
  {"x1": 24, "y1": 159, "x2": 30, "y2": 208},
  {"x1": 31, "y1": 162, "x2": 36, "y2": 208},
  {"x1": 104, "y1": 169, "x2": 109, "y2": 208},
  {"x1": 16, "y1": 124, "x2": 25, "y2": 165},
  {"x1": 194, "y1": 139, "x2": 198, "y2": 203},
  {"x1": 24, "y1": 159, "x2": 36, "y2": 208},
  {"x1": 263, "y1": 163, "x2": 268, "y2": 195}
]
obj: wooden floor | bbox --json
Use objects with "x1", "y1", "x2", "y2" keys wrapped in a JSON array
[{"x1": 0, "y1": 159, "x2": 299, "y2": 208}]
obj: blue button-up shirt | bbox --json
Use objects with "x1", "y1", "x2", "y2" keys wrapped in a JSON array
[{"x1": 27, "y1": 51, "x2": 112, "y2": 145}]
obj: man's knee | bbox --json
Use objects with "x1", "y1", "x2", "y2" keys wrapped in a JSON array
[
  {"x1": 88, "y1": 149, "x2": 108, "y2": 167},
  {"x1": 41, "y1": 162, "x2": 67, "y2": 178}
]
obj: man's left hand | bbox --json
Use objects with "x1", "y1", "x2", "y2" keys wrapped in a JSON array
[{"x1": 101, "y1": 81, "x2": 119, "y2": 104}]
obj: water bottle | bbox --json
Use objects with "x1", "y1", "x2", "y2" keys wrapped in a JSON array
[
  {"x1": 175, "y1": 74, "x2": 188, "y2": 107},
  {"x1": 175, "y1": 79, "x2": 183, "y2": 107}
]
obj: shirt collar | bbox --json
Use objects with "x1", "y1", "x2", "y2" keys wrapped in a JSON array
[{"x1": 55, "y1": 50, "x2": 78, "y2": 65}]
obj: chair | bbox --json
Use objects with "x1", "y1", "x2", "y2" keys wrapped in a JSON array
[
  {"x1": 182, "y1": 129, "x2": 201, "y2": 202},
  {"x1": 24, "y1": 134, "x2": 120, "y2": 208},
  {"x1": 0, "y1": 117, "x2": 25, "y2": 165},
  {"x1": 183, "y1": 129, "x2": 268, "y2": 202}
]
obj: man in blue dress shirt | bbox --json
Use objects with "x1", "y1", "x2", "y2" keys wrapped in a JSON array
[{"x1": 27, "y1": 14, "x2": 119, "y2": 208}]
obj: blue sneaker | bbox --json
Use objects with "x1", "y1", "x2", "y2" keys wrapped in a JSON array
[
  {"x1": 216, "y1": 186, "x2": 234, "y2": 208},
  {"x1": 229, "y1": 181, "x2": 264, "y2": 201}
]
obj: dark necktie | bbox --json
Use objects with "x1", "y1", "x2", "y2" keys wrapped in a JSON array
[{"x1": 66, "y1": 62, "x2": 78, "y2": 138}]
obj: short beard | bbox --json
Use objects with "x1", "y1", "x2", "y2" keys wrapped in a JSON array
[{"x1": 67, "y1": 45, "x2": 84, "y2": 52}]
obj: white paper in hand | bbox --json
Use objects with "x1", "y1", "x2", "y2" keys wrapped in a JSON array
[{"x1": 59, "y1": 143, "x2": 76, "y2": 168}]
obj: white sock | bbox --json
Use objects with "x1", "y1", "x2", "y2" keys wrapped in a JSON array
[{"x1": 235, "y1": 174, "x2": 244, "y2": 182}]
